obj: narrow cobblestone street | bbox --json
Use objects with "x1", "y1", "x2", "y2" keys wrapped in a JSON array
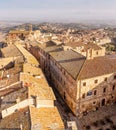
[{"x1": 48, "y1": 80, "x2": 83, "y2": 130}]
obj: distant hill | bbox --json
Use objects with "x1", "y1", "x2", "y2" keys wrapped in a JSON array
[
  {"x1": 0, "y1": 21, "x2": 25, "y2": 32},
  {"x1": 0, "y1": 21, "x2": 116, "y2": 34}
]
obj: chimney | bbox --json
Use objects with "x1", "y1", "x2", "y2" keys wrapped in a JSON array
[{"x1": 86, "y1": 48, "x2": 94, "y2": 59}]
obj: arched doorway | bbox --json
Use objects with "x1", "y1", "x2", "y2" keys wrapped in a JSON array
[{"x1": 101, "y1": 99, "x2": 105, "y2": 106}]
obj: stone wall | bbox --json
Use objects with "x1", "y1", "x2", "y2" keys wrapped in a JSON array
[
  {"x1": 36, "y1": 98, "x2": 54, "y2": 108},
  {"x1": 50, "y1": 58, "x2": 77, "y2": 114},
  {"x1": 2, "y1": 98, "x2": 34, "y2": 118},
  {"x1": 77, "y1": 73, "x2": 116, "y2": 114}
]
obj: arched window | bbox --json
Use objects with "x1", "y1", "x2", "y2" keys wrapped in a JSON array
[
  {"x1": 96, "y1": 51, "x2": 98, "y2": 55},
  {"x1": 83, "y1": 82, "x2": 86, "y2": 86},
  {"x1": 112, "y1": 85, "x2": 115, "y2": 90},
  {"x1": 114, "y1": 75, "x2": 116, "y2": 79},
  {"x1": 104, "y1": 77, "x2": 107, "y2": 81},
  {"x1": 94, "y1": 79, "x2": 98, "y2": 84},
  {"x1": 103, "y1": 88, "x2": 106, "y2": 93},
  {"x1": 94, "y1": 90, "x2": 97, "y2": 95},
  {"x1": 82, "y1": 93, "x2": 85, "y2": 98}
]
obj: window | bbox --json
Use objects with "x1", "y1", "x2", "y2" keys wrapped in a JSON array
[
  {"x1": 87, "y1": 91, "x2": 92, "y2": 96},
  {"x1": 114, "y1": 75, "x2": 116, "y2": 79},
  {"x1": 61, "y1": 77, "x2": 62, "y2": 82},
  {"x1": 64, "y1": 81, "x2": 65, "y2": 86},
  {"x1": 94, "y1": 90, "x2": 97, "y2": 95},
  {"x1": 83, "y1": 82, "x2": 86, "y2": 86},
  {"x1": 93, "y1": 101, "x2": 96, "y2": 104},
  {"x1": 64, "y1": 92, "x2": 66, "y2": 100},
  {"x1": 103, "y1": 88, "x2": 106, "y2": 93},
  {"x1": 82, "y1": 93, "x2": 85, "y2": 98},
  {"x1": 112, "y1": 85, "x2": 115, "y2": 90},
  {"x1": 94, "y1": 79, "x2": 98, "y2": 84},
  {"x1": 81, "y1": 104, "x2": 85, "y2": 108},
  {"x1": 96, "y1": 51, "x2": 98, "y2": 55},
  {"x1": 104, "y1": 77, "x2": 107, "y2": 81}
]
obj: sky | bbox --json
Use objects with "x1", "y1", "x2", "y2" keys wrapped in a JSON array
[{"x1": 0, "y1": 0, "x2": 116, "y2": 22}]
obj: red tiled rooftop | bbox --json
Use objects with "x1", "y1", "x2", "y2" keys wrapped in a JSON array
[
  {"x1": 79, "y1": 55, "x2": 116, "y2": 80},
  {"x1": 30, "y1": 106, "x2": 64, "y2": 130},
  {"x1": 0, "y1": 107, "x2": 31, "y2": 130}
]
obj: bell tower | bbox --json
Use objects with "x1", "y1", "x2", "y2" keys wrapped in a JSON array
[{"x1": 29, "y1": 24, "x2": 32, "y2": 33}]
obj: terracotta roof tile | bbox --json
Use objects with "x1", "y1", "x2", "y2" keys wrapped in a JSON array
[
  {"x1": 30, "y1": 106, "x2": 64, "y2": 130},
  {"x1": 9, "y1": 30, "x2": 29, "y2": 34},
  {"x1": 23, "y1": 63, "x2": 41, "y2": 76},
  {"x1": 0, "y1": 87, "x2": 28, "y2": 111},
  {"x1": 50, "y1": 50, "x2": 86, "y2": 79},
  {"x1": 20, "y1": 73, "x2": 55, "y2": 100},
  {"x1": 1, "y1": 45, "x2": 22, "y2": 57},
  {"x1": 79, "y1": 55, "x2": 116, "y2": 80},
  {"x1": 0, "y1": 107, "x2": 31, "y2": 130},
  {"x1": 65, "y1": 42, "x2": 102, "y2": 51},
  {"x1": 16, "y1": 44, "x2": 39, "y2": 66}
]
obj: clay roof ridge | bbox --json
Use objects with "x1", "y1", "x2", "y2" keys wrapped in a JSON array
[{"x1": 76, "y1": 58, "x2": 87, "y2": 81}]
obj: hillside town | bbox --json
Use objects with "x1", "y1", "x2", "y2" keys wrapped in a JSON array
[{"x1": 0, "y1": 24, "x2": 116, "y2": 130}]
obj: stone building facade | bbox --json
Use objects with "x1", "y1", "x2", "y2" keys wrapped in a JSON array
[{"x1": 29, "y1": 41, "x2": 116, "y2": 117}]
